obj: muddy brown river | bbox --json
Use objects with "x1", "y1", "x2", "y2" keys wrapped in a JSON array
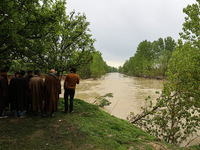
[
  {"x1": 60, "y1": 72, "x2": 200, "y2": 147},
  {"x1": 61, "y1": 73, "x2": 164, "y2": 119}
]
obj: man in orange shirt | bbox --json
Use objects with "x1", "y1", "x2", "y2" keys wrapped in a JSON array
[{"x1": 64, "y1": 68, "x2": 79, "y2": 113}]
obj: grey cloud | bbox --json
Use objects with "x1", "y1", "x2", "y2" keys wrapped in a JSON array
[{"x1": 66, "y1": 0, "x2": 196, "y2": 67}]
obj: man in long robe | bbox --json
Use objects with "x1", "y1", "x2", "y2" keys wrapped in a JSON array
[
  {"x1": 44, "y1": 69, "x2": 61, "y2": 117},
  {"x1": 29, "y1": 70, "x2": 44, "y2": 114},
  {"x1": 9, "y1": 70, "x2": 28, "y2": 118},
  {"x1": 9, "y1": 71, "x2": 19, "y2": 114},
  {"x1": 9, "y1": 72, "x2": 19, "y2": 114},
  {"x1": 0, "y1": 69, "x2": 9, "y2": 118},
  {"x1": 25, "y1": 70, "x2": 33, "y2": 111}
]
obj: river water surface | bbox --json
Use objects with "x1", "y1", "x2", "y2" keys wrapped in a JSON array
[
  {"x1": 61, "y1": 73, "x2": 164, "y2": 119},
  {"x1": 60, "y1": 72, "x2": 200, "y2": 147}
]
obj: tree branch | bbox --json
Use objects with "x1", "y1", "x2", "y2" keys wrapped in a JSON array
[{"x1": 131, "y1": 92, "x2": 178, "y2": 124}]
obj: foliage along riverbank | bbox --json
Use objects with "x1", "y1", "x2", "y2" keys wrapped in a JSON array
[
  {"x1": 0, "y1": 98, "x2": 184, "y2": 150},
  {"x1": 118, "y1": 36, "x2": 176, "y2": 79},
  {"x1": 119, "y1": 1, "x2": 200, "y2": 147}
]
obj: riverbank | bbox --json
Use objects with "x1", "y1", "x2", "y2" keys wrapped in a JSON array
[
  {"x1": 59, "y1": 73, "x2": 200, "y2": 147},
  {"x1": 119, "y1": 73, "x2": 167, "y2": 80},
  {"x1": 0, "y1": 98, "x2": 182, "y2": 150}
]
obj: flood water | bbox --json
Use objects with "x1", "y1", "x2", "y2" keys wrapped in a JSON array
[
  {"x1": 60, "y1": 72, "x2": 200, "y2": 147},
  {"x1": 61, "y1": 72, "x2": 164, "y2": 119}
]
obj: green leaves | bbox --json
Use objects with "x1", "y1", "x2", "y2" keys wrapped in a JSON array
[
  {"x1": 94, "y1": 93, "x2": 113, "y2": 108},
  {"x1": 129, "y1": 1, "x2": 200, "y2": 146},
  {"x1": 0, "y1": 0, "x2": 64, "y2": 64},
  {"x1": 119, "y1": 37, "x2": 176, "y2": 77},
  {"x1": 41, "y1": 11, "x2": 96, "y2": 75},
  {"x1": 0, "y1": 0, "x2": 98, "y2": 75},
  {"x1": 180, "y1": 1, "x2": 200, "y2": 48}
]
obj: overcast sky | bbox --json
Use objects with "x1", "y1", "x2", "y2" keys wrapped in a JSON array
[{"x1": 66, "y1": 0, "x2": 197, "y2": 68}]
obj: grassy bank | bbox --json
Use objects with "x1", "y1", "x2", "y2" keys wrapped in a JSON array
[{"x1": 0, "y1": 98, "x2": 192, "y2": 150}]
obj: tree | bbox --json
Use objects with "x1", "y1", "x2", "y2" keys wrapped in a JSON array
[
  {"x1": 129, "y1": 0, "x2": 200, "y2": 146},
  {"x1": 155, "y1": 37, "x2": 176, "y2": 76},
  {"x1": 119, "y1": 37, "x2": 176, "y2": 77},
  {"x1": 25, "y1": 10, "x2": 96, "y2": 77},
  {"x1": 89, "y1": 51, "x2": 106, "y2": 78},
  {"x1": 180, "y1": 0, "x2": 200, "y2": 48},
  {"x1": 0, "y1": 0, "x2": 65, "y2": 69},
  {"x1": 1, "y1": 0, "x2": 97, "y2": 77},
  {"x1": 129, "y1": 43, "x2": 200, "y2": 146},
  {"x1": 77, "y1": 50, "x2": 115, "y2": 79}
]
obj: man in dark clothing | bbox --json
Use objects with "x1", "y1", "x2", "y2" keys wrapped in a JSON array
[
  {"x1": 44, "y1": 69, "x2": 61, "y2": 117},
  {"x1": 26, "y1": 71, "x2": 33, "y2": 81},
  {"x1": 10, "y1": 70, "x2": 28, "y2": 118},
  {"x1": 64, "y1": 68, "x2": 79, "y2": 113},
  {"x1": 25, "y1": 70, "x2": 33, "y2": 111},
  {"x1": 0, "y1": 69, "x2": 9, "y2": 118},
  {"x1": 15, "y1": 71, "x2": 20, "y2": 77},
  {"x1": 10, "y1": 74, "x2": 19, "y2": 116}
]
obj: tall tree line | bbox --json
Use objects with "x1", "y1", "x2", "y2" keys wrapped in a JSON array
[{"x1": 119, "y1": 37, "x2": 176, "y2": 78}]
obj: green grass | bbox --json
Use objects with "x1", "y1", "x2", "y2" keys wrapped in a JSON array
[
  {"x1": 0, "y1": 98, "x2": 181, "y2": 150},
  {"x1": 187, "y1": 145, "x2": 200, "y2": 150}
]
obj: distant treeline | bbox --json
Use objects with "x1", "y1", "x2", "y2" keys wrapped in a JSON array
[
  {"x1": 77, "y1": 51, "x2": 118, "y2": 79},
  {"x1": 119, "y1": 37, "x2": 176, "y2": 78}
]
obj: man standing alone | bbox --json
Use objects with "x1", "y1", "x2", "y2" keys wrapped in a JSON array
[
  {"x1": 64, "y1": 68, "x2": 79, "y2": 113},
  {"x1": 44, "y1": 69, "x2": 61, "y2": 117}
]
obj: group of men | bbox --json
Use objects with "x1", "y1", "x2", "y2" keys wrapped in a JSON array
[{"x1": 0, "y1": 67, "x2": 80, "y2": 118}]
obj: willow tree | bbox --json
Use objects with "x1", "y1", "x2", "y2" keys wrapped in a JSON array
[{"x1": 129, "y1": 0, "x2": 200, "y2": 146}]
